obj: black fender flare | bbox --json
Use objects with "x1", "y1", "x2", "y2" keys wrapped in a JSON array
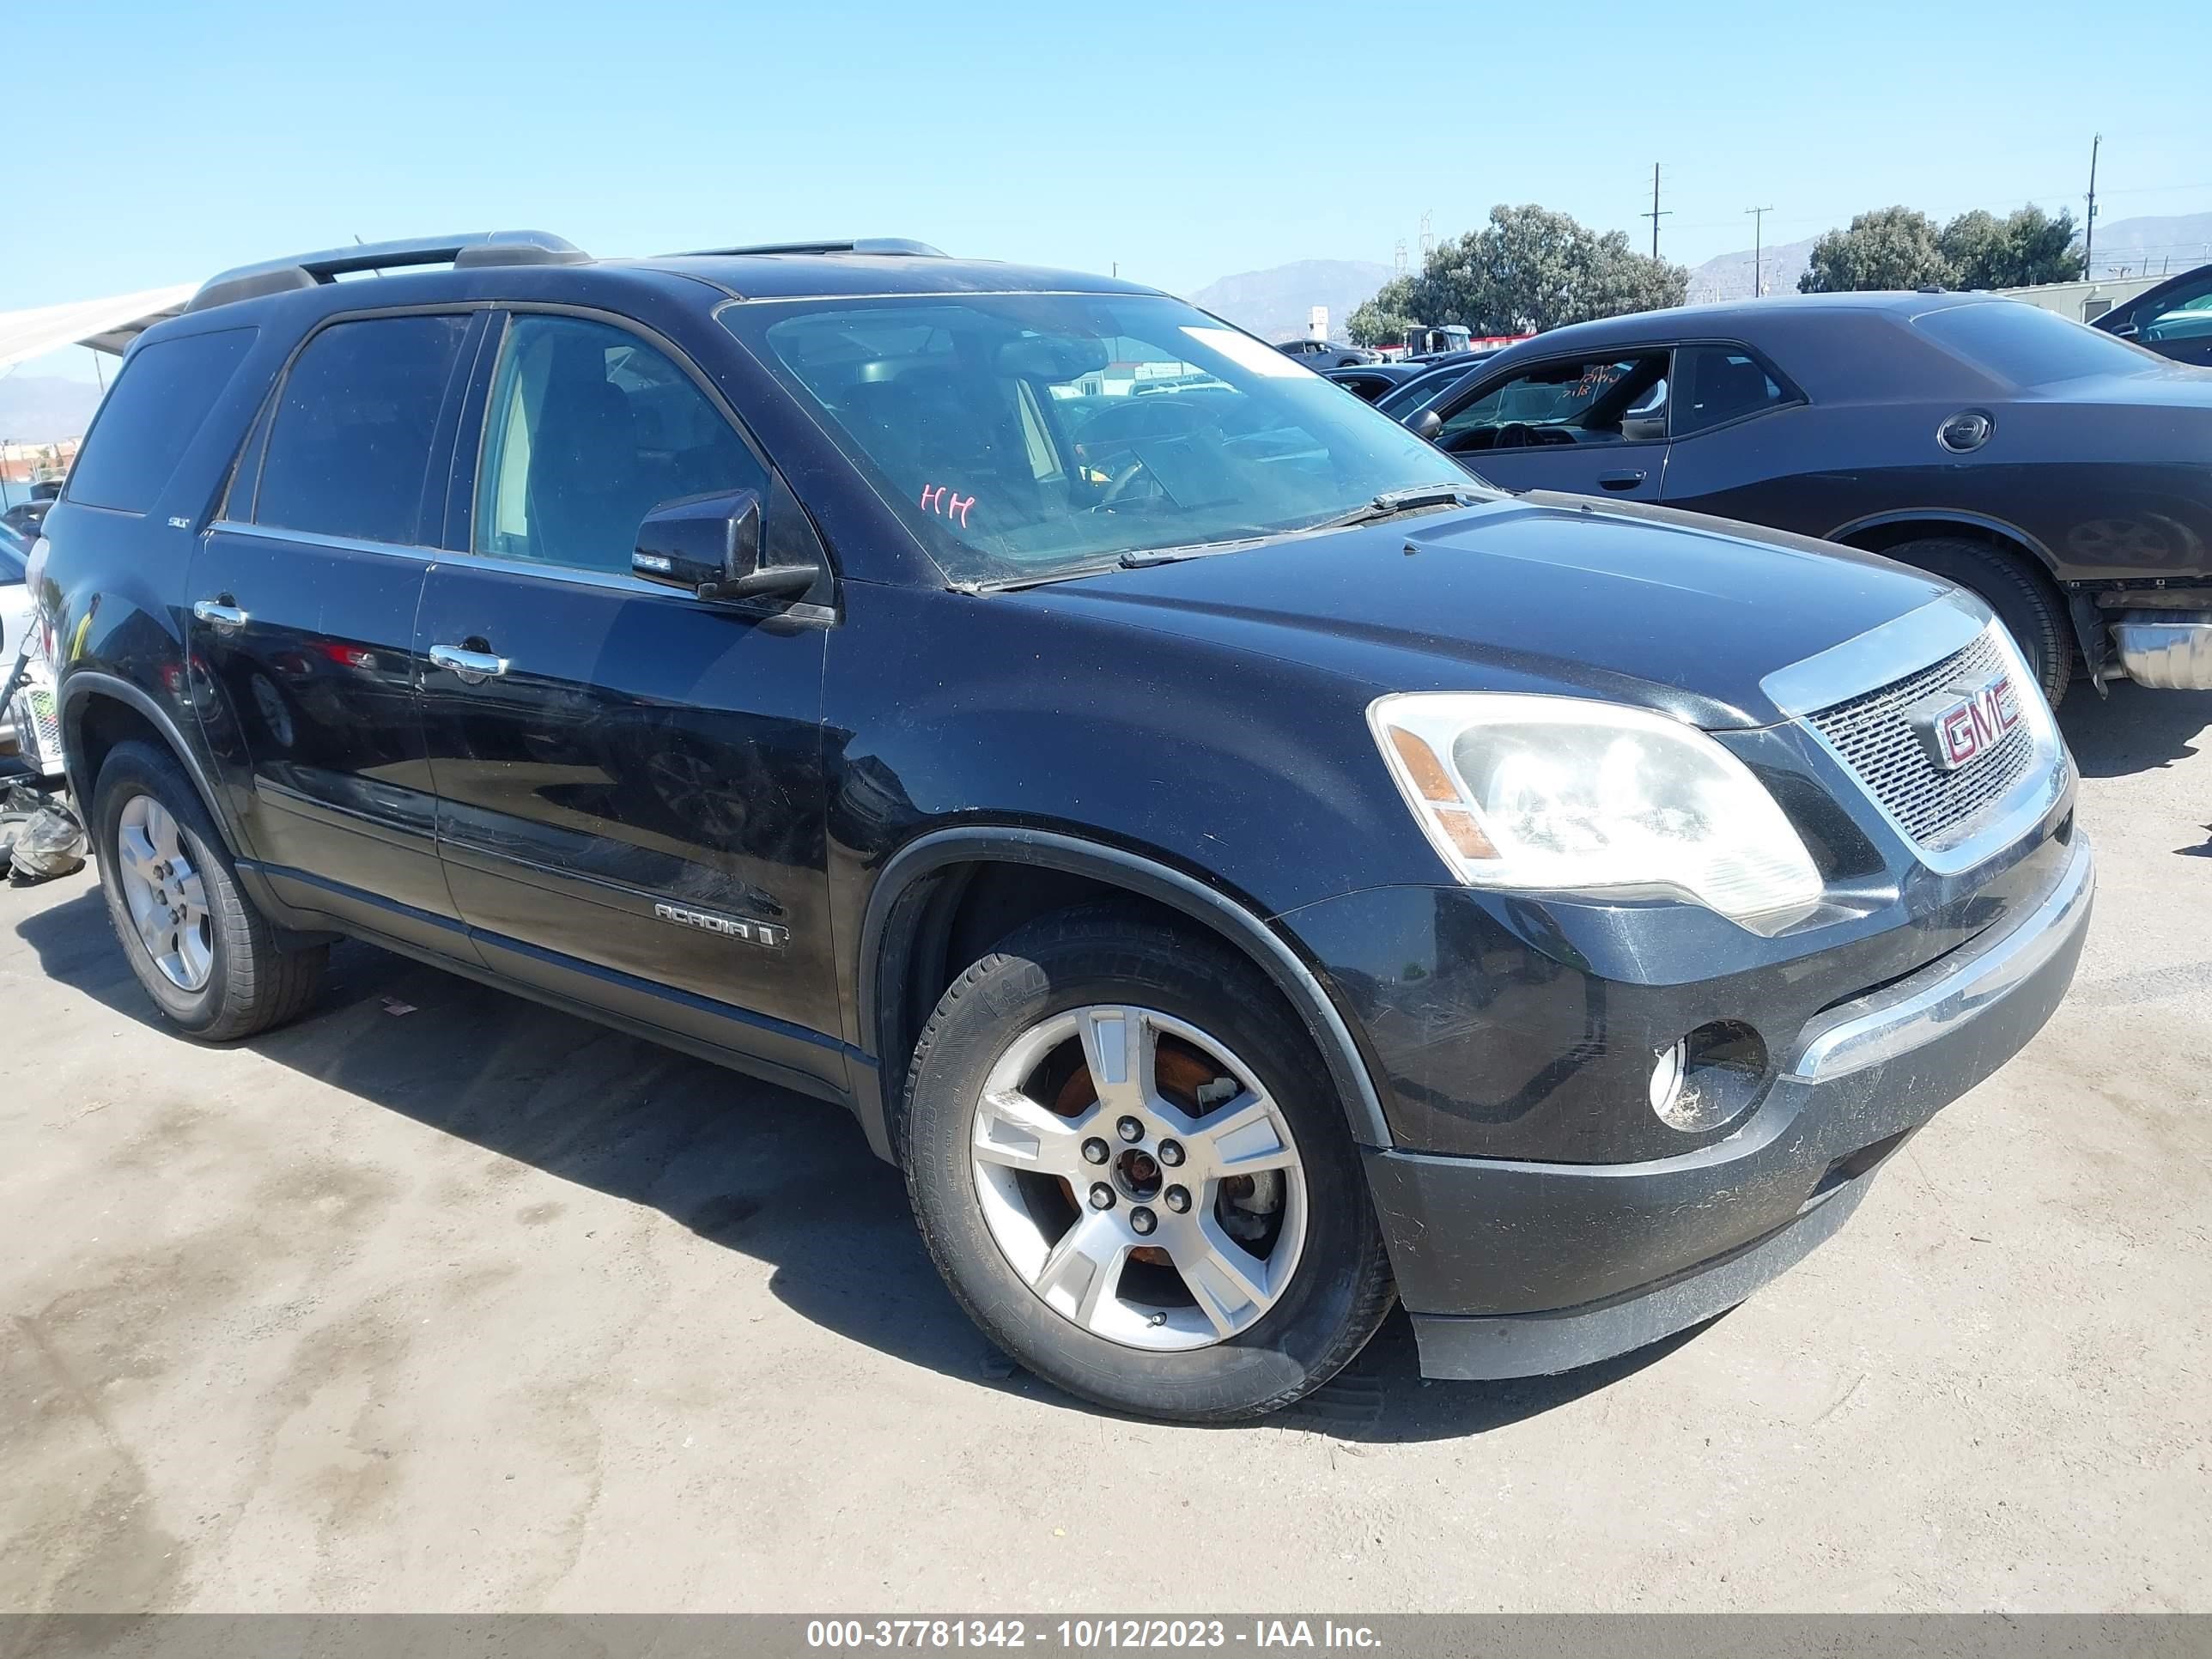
[
  {"x1": 854, "y1": 825, "x2": 1394, "y2": 1162},
  {"x1": 58, "y1": 670, "x2": 243, "y2": 855}
]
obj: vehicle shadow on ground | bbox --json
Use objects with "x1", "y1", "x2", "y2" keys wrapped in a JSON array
[
  {"x1": 2057, "y1": 681, "x2": 2212, "y2": 779},
  {"x1": 15, "y1": 885, "x2": 1680, "y2": 1443}
]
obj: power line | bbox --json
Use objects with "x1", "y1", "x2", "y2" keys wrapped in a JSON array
[
  {"x1": 1746, "y1": 206, "x2": 1775, "y2": 295},
  {"x1": 1642, "y1": 163, "x2": 1672, "y2": 259},
  {"x1": 2084, "y1": 133, "x2": 2103, "y2": 281}
]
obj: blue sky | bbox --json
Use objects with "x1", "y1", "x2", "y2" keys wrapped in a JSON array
[{"x1": 7, "y1": 0, "x2": 2208, "y2": 380}]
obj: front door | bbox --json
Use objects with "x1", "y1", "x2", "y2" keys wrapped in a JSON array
[
  {"x1": 1425, "y1": 349, "x2": 1672, "y2": 500},
  {"x1": 416, "y1": 311, "x2": 842, "y2": 1095},
  {"x1": 189, "y1": 309, "x2": 481, "y2": 951}
]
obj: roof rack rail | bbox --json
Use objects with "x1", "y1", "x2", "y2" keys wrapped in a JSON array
[
  {"x1": 664, "y1": 237, "x2": 946, "y2": 259},
  {"x1": 186, "y1": 230, "x2": 590, "y2": 314}
]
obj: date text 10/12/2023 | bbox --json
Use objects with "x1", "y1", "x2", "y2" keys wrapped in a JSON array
[{"x1": 805, "y1": 1620, "x2": 1383, "y2": 1650}]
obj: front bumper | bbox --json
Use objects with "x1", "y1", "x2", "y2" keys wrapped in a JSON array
[{"x1": 1362, "y1": 830, "x2": 2094, "y2": 1380}]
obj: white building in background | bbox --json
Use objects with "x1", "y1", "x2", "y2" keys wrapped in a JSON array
[
  {"x1": 1308, "y1": 306, "x2": 1329, "y2": 341},
  {"x1": 1993, "y1": 275, "x2": 2162, "y2": 325}
]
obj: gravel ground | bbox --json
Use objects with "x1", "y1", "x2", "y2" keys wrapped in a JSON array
[{"x1": 3, "y1": 684, "x2": 2208, "y2": 1613}]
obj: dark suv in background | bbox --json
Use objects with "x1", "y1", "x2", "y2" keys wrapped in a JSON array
[{"x1": 40, "y1": 230, "x2": 2092, "y2": 1422}]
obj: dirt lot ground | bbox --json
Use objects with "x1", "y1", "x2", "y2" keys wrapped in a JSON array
[{"x1": 3, "y1": 685, "x2": 2208, "y2": 1613}]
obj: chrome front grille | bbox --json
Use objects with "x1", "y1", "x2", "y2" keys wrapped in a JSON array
[{"x1": 1805, "y1": 627, "x2": 2040, "y2": 848}]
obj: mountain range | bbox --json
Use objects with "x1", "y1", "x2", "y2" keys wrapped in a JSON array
[{"x1": 0, "y1": 375, "x2": 104, "y2": 449}]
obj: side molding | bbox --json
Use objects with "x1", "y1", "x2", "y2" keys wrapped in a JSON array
[{"x1": 858, "y1": 826, "x2": 1395, "y2": 1154}]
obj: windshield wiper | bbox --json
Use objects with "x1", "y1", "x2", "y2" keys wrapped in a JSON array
[
  {"x1": 1117, "y1": 533, "x2": 1277, "y2": 569},
  {"x1": 1310, "y1": 483, "x2": 1487, "y2": 532}
]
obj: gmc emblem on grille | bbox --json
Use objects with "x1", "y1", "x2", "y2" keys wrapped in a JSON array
[
  {"x1": 653, "y1": 902, "x2": 788, "y2": 948},
  {"x1": 1907, "y1": 674, "x2": 2021, "y2": 771}
]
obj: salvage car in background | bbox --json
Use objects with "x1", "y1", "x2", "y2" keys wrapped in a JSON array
[
  {"x1": 1275, "y1": 337, "x2": 1378, "y2": 369},
  {"x1": 2094, "y1": 260, "x2": 2212, "y2": 368},
  {"x1": 1393, "y1": 293, "x2": 2212, "y2": 702}
]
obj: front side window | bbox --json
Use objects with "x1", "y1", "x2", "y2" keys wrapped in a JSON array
[
  {"x1": 66, "y1": 326, "x2": 256, "y2": 514},
  {"x1": 1673, "y1": 345, "x2": 1796, "y2": 435},
  {"x1": 724, "y1": 292, "x2": 1470, "y2": 586},
  {"x1": 1435, "y1": 354, "x2": 1669, "y2": 453},
  {"x1": 1376, "y1": 365, "x2": 1472, "y2": 418},
  {"x1": 255, "y1": 314, "x2": 471, "y2": 544},
  {"x1": 475, "y1": 315, "x2": 763, "y2": 574}
]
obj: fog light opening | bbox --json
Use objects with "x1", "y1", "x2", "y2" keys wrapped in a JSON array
[{"x1": 1650, "y1": 1021, "x2": 1768, "y2": 1134}]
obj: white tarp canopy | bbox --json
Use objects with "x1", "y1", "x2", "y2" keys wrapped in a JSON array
[{"x1": 0, "y1": 283, "x2": 198, "y2": 370}]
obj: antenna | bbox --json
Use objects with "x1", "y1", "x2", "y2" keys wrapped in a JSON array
[
  {"x1": 1419, "y1": 210, "x2": 1435, "y2": 264},
  {"x1": 1394, "y1": 239, "x2": 1407, "y2": 278}
]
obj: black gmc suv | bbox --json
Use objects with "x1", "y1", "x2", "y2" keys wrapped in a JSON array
[{"x1": 40, "y1": 231, "x2": 2093, "y2": 1422}]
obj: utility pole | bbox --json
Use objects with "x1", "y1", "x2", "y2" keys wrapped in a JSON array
[
  {"x1": 1643, "y1": 163, "x2": 1671, "y2": 259},
  {"x1": 2083, "y1": 132, "x2": 2101, "y2": 281},
  {"x1": 1746, "y1": 205, "x2": 1774, "y2": 296}
]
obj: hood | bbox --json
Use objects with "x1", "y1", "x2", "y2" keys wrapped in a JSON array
[{"x1": 1014, "y1": 493, "x2": 1953, "y2": 729}]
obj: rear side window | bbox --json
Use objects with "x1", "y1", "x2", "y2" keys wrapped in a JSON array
[
  {"x1": 65, "y1": 327, "x2": 256, "y2": 514},
  {"x1": 1913, "y1": 301, "x2": 2154, "y2": 386},
  {"x1": 255, "y1": 314, "x2": 471, "y2": 545}
]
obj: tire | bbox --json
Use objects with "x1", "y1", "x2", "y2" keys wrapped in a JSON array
[
  {"x1": 902, "y1": 902, "x2": 1396, "y2": 1422},
  {"x1": 91, "y1": 740, "x2": 326, "y2": 1040},
  {"x1": 1886, "y1": 536, "x2": 2073, "y2": 706}
]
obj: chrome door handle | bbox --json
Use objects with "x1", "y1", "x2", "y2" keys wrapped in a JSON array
[
  {"x1": 429, "y1": 643, "x2": 510, "y2": 684},
  {"x1": 191, "y1": 599, "x2": 249, "y2": 629}
]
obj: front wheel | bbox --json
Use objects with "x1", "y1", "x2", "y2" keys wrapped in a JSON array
[
  {"x1": 902, "y1": 905, "x2": 1395, "y2": 1422},
  {"x1": 1886, "y1": 537, "x2": 2073, "y2": 706}
]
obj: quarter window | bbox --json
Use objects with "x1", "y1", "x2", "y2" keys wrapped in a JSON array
[
  {"x1": 66, "y1": 327, "x2": 256, "y2": 514},
  {"x1": 474, "y1": 315, "x2": 762, "y2": 575},
  {"x1": 255, "y1": 314, "x2": 471, "y2": 545},
  {"x1": 1673, "y1": 345, "x2": 1795, "y2": 434}
]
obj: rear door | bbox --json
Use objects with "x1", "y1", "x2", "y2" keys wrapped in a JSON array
[
  {"x1": 1424, "y1": 349, "x2": 1672, "y2": 500},
  {"x1": 416, "y1": 310, "x2": 842, "y2": 1095},
  {"x1": 191, "y1": 309, "x2": 482, "y2": 951}
]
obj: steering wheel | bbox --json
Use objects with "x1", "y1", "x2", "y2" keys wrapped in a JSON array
[
  {"x1": 1097, "y1": 459, "x2": 1152, "y2": 507},
  {"x1": 1492, "y1": 422, "x2": 1534, "y2": 451}
]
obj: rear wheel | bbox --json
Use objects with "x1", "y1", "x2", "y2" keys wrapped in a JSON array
[
  {"x1": 1885, "y1": 536, "x2": 2073, "y2": 705},
  {"x1": 902, "y1": 904, "x2": 1395, "y2": 1422},
  {"x1": 91, "y1": 741, "x2": 326, "y2": 1039}
]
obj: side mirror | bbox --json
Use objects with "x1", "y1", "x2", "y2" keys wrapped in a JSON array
[
  {"x1": 1409, "y1": 408, "x2": 1444, "y2": 443},
  {"x1": 630, "y1": 489, "x2": 818, "y2": 602}
]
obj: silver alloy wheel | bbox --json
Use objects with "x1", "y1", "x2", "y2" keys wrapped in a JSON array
[
  {"x1": 969, "y1": 1005, "x2": 1309, "y2": 1352},
  {"x1": 113, "y1": 794, "x2": 216, "y2": 992}
]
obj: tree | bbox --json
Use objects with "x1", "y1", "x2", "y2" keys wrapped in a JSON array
[
  {"x1": 1346, "y1": 278, "x2": 1418, "y2": 347},
  {"x1": 1800, "y1": 207, "x2": 1949, "y2": 293},
  {"x1": 1375, "y1": 204, "x2": 1686, "y2": 339},
  {"x1": 1805, "y1": 204, "x2": 2085, "y2": 294}
]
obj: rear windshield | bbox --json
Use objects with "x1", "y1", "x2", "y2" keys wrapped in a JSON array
[
  {"x1": 721, "y1": 292, "x2": 1472, "y2": 585},
  {"x1": 1912, "y1": 301, "x2": 2156, "y2": 387},
  {"x1": 66, "y1": 326, "x2": 256, "y2": 514}
]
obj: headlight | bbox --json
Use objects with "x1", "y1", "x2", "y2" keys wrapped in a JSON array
[{"x1": 1368, "y1": 692, "x2": 1823, "y2": 927}]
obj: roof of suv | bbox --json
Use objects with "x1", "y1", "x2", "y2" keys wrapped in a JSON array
[{"x1": 179, "y1": 229, "x2": 1153, "y2": 322}]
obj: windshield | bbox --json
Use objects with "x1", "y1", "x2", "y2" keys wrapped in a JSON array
[
  {"x1": 1913, "y1": 301, "x2": 2160, "y2": 386},
  {"x1": 723, "y1": 292, "x2": 1475, "y2": 584}
]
